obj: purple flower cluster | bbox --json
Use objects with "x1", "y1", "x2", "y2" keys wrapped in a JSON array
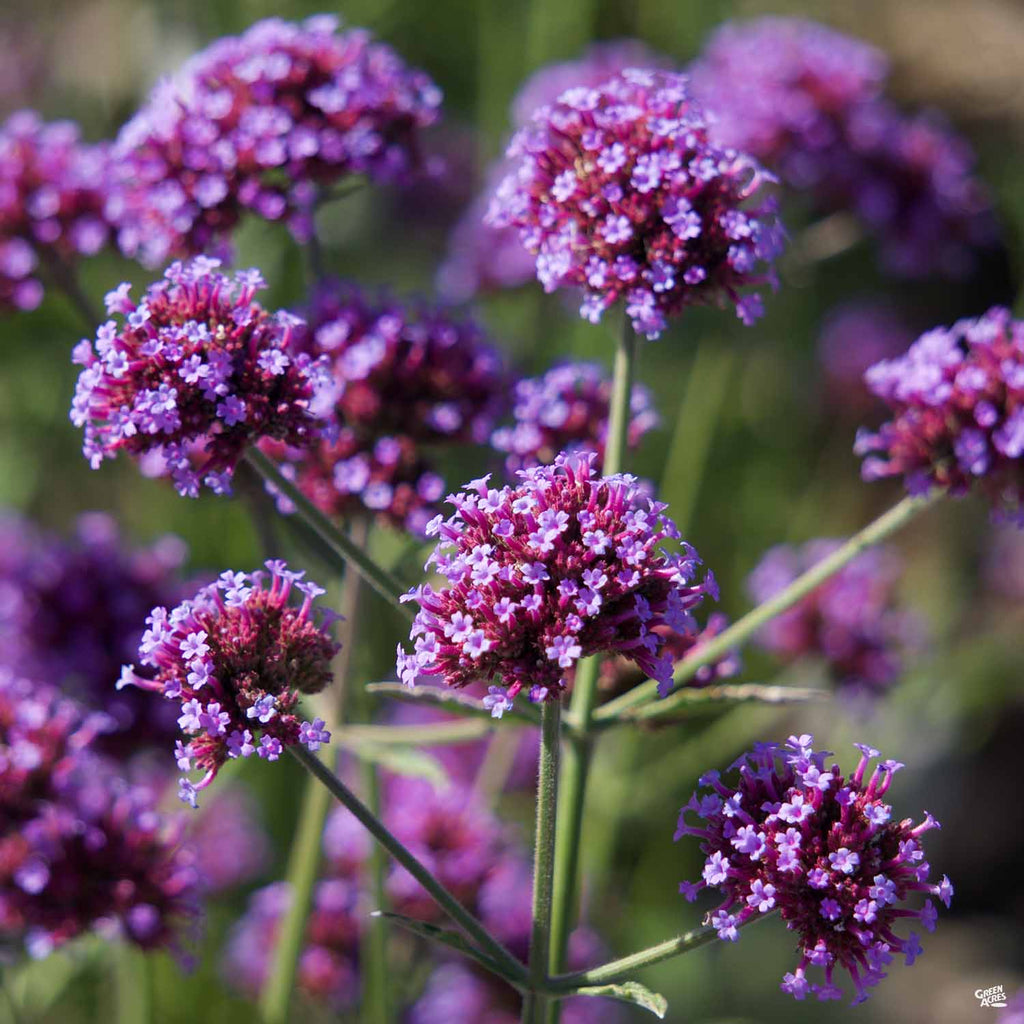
[
  {"x1": 70, "y1": 258, "x2": 329, "y2": 497},
  {"x1": 261, "y1": 279, "x2": 505, "y2": 532},
  {"x1": 691, "y1": 17, "x2": 999, "y2": 278},
  {"x1": 0, "y1": 110, "x2": 112, "y2": 312},
  {"x1": 397, "y1": 451, "x2": 717, "y2": 710},
  {"x1": 109, "y1": 15, "x2": 442, "y2": 266},
  {"x1": 486, "y1": 69, "x2": 783, "y2": 338},
  {"x1": 855, "y1": 306, "x2": 1024, "y2": 522},
  {"x1": 747, "y1": 541, "x2": 916, "y2": 700},
  {"x1": 676, "y1": 735, "x2": 951, "y2": 1004},
  {"x1": 491, "y1": 361, "x2": 658, "y2": 474},
  {"x1": 818, "y1": 302, "x2": 915, "y2": 413},
  {"x1": 0, "y1": 513, "x2": 188, "y2": 760},
  {"x1": 118, "y1": 559, "x2": 337, "y2": 807},
  {"x1": 1, "y1": 673, "x2": 200, "y2": 959},
  {"x1": 438, "y1": 39, "x2": 671, "y2": 303}
]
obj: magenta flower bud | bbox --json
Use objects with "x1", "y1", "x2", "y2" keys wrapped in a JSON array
[
  {"x1": 397, "y1": 451, "x2": 717, "y2": 708},
  {"x1": 0, "y1": 110, "x2": 113, "y2": 313},
  {"x1": 70, "y1": 258, "x2": 330, "y2": 497},
  {"x1": 676, "y1": 735, "x2": 950, "y2": 1004},
  {"x1": 491, "y1": 362, "x2": 658, "y2": 474},
  {"x1": 486, "y1": 69, "x2": 783, "y2": 338},
  {"x1": 122, "y1": 560, "x2": 338, "y2": 807},
  {"x1": 856, "y1": 306, "x2": 1024, "y2": 523},
  {"x1": 109, "y1": 16, "x2": 442, "y2": 266}
]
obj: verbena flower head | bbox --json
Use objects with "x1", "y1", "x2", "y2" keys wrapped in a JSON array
[
  {"x1": 1, "y1": 675, "x2": 200, "y2": 959},
  {"x1": 109, "y1": 15, "x2": 442, "y2": 265},
  {"x1": 691, "y1": 18, "x2": 999, "y2": 279},
  {"x1": 396, "y1": 451, "x2": 717, "y2": 710},
  {"x1": 119, "y1": 560, "x2": 338, "y2": 808},
  {"x1": 855, "y1": 307, "x2": 1024, "y2": 523},
  {"x1": 438, "y1": 40, "x2": 671, "y2": 303},
  {"x1": 747, "y1": 541, "x2": 916, "y2": 700},
  {"x1": 0, "y1": 110, "x2": 112, "y2": 312},
  {"x1": 70, "y1": 258, "x2": 329, "y2": 498},
  {"x1": 486, "y1": 69, "x2": 783, "y2": 338},
  {"x1": 676, "y1": 735, "x2": 951, "y2": 1004},
  {"x1": 491, "y1": 362, "x2": 658, "y2": 474},
  {"x1": 0, "y1": 513, "x2": 187, "y2": 759}
]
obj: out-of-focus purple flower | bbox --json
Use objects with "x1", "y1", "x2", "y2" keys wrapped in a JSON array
[
  {"x1": 185, "y1": 786, "x2": 269, "y2": 893},
  {"x1": 676, "y1": 735, "x2": 951, "y2": 1004},
  {"x1": 108, "y1": 15, "x2": 442, "y2": 266},
  {"x1": 0, "y1": 110, "x2": 112, "y2": 312},
  {"x1": 818, "y1": 302, "x2": 915, "y2": 413},
  {"x1": 259, "y1": 278, "x2": 506, "y2": 532},
  {"x1": 486, "y1": 69, "x2": 783, "y2": 338},
  {"x1": 491, "y1": 361, "x2": 658, "y2": 474},
  {"x1": 855, "y1": 306, "x2": 1024, "y2": 523},
  {"x1": 691, "y1": 17, "x2": 1000, "y2": 279},
  {"x1": 70, "y1": 258, "x2": 330, "y2": 498},
  {"x1": 0, "y1": 674, "x2": 201, "y2": 959},
  {"x1": 0, "y1": 513, "x2": 188, "y2": 760},
  {"x1": 747, "y1": 541, "x2": 916, "y2": 700},
  {"x1": 438, "y1": 40, "x2": 672, "y2": 303},
  {"x1": 120, "y1": 560, "x2": 337, "y2": 807},
  {"x1": 397, "y1": 451, "x2": 717, "y2": 708}
]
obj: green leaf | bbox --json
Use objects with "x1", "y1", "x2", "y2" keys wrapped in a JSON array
[
  {"x1": 370, "y1": 911, "x2": 523, "y2": 987},
  {"x1": 343, "y1": 737, "x2": 451, "y2": 788},
  {"x1": 366, "y1": 682, "x2": 542, "y2": 725},
  {"x1": 573, "y1": 981, "x2": 668, "y2": 1019}
]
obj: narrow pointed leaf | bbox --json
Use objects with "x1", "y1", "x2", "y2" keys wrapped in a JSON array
[
  {"x1": 573, "y1": 982, "x2": 668, "y2": 1019},
  {"x1": 366, "y1": 682, "x2": 542, "y2": 725}
]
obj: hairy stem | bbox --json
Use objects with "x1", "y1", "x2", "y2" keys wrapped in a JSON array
[
  {"x1": 596, "y1": 492, "x2": 941, "y2": 720},
  {"x1": 362, "y1": 760, "x2": 390, "y2": 1023}
]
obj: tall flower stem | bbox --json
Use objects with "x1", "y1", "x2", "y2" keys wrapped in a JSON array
[
  {"x1": 260, "y1": 520, "x2": 368, "y2": 1024},
  {"x1": 548, "y1": 316, "x2": 638, "y2": 1005},
  {"x1": 596, "y1": 491, "x2": 942, "y2": 721},
  {"x1": 362, "y1": 760, "x2": 391, "y2": 1023},
  {"x1": 522, "y1": 700, "x2": 562, "y2": 1023},
  {"x1": 244, "y1": 447, "x2": 411, "y2": 618},
  {"x1": 289, "y1": 744, "x2": 527, "y2": 984}
]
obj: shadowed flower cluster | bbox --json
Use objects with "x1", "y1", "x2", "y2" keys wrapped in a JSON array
[
  {"x1": 0, "y1": 674, "x2": 200, "y2": 960},
  {"x1": 0, "y1": 513, "x2": 188, "y2": 759},
  {"x1": 397, "y1": 451, "x2": 717, "y2": 711},
  {"x1": 691, "y1": 17, "x2": 999, "y2": 278},
  {"x1": 0, "y1": 110, "x2": 111, "y2": 312},
  {"x1": 486, "y1": 68, "x2": 783, "y2": 338},
  {"x1": 491, "y1": 361, "x2": 658, "y2": 474},
  {"x1": 856, "y1": 306, "x2": 1024, "y2": 522},
  {"x1": 747, "y1": 541, "x2": 917, "y2": 701},
  {"x1": 109, "y1": 15, "x2": 442, "y2": 266},
  {"x1": 70, "y1": 258, "x2": 329, "y2": 498},
  {"x1": 676, "y1": 735, "x2": 951, "y2": 1004},
  {"x1": 118, "y1": 560, "x2": 337, "y2": 808},
  {"x1": 262, "y1": 279, "x2": 505, "y2": 533}
]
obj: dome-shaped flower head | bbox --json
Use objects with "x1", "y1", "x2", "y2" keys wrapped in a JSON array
[
  {"x1": 691, "y1": 18, "x2": 999, "y2": 279},
  {"x1": 676, "y1": 735, "x2": 951, "y2": 1004},
  {"x1": 118, "y1": 560, "x2": 338, "y2": 808},
  {"x1": 396, "y1": 450, "x2": 717, "y2": 711},
  {"x1": 486, "y1": 69, "x2": 784, "y2": 339},
  {"x1": 0, "y1": 110, "x2": 112, "y2": 312},
  {"x1": 438, "y1": 40, "x2": 672, "y2": 303},
  {"x1": 747, "y1": 541, "x2": 917, "y2": 701},
  {"x1": 491, "y1": 361, "x2": 658, "y2": 474},
  {"x1": 0, "y1": 513, "x2": 188, "y2": 760},
  {"x1": 855, "y1": 307, "x2": 1024, "y2": 523},
  {"x1": 1, "y1": 675, "x2": 200, "y2": 959},
  {"x1": 69, "y1": 257, "x2": 329, "y2": 498},
  {"x1": 109, "y1": 15, "x2": 442, "y2": 266}
]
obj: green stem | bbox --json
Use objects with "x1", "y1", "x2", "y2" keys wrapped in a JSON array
[
  {"x1": 289, "y1": 745, "x2": 526, "y2": 984},
  {"x1": 546, "y1": 913, "x2": 772, "y2": 991},
  {"x1": 341, "y1": 719, "x2": 496, "y2": 747},
  {"x1": 523, "y1": 701, "x2": 562, "y2": 1023},
  {"x1": 596, "y1": 492, "x2": 941, "y2": 721},
  {"x1": 361, "y1": 761, "x2": 390, "y2": 1023},
  {"x1": 113, "y1": 947, "x2": 149, "y2": 1024},
  {"x1": 548, "y1": 317, "x2": 639, "y2": 1012},
  {"x1": 244, "y1": 448, "x2": 411, "y2": 618}
]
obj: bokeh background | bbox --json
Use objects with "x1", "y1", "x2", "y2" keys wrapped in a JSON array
[{"x1": 2, "y1": 0, "x2": 1023, "y2": 1021}]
